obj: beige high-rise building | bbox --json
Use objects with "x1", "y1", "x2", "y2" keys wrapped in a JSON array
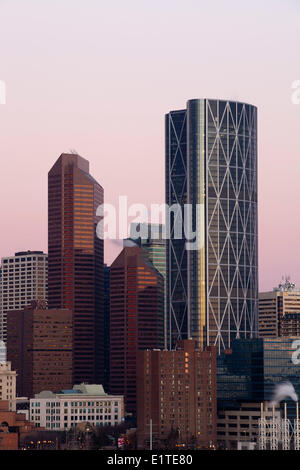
[
  {"x1": 0, "y1": 251, "x2": 48, "y2": 341},
  {"x1": 0, "y1": 362, "x2": 16, "y2": 411},
  {"x1": 259, "y1": 279, "x2": 300, "y2": 337}
]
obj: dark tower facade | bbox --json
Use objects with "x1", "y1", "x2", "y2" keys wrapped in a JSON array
[
  {"x1": 104, "y1": 264, "x2": 110, "y2": 392},
  {"x1": 166, "y1": 99, "x2": 258, "y2": 353},
  {"x1": 109, "y1": 246, "x2": 164, "y2": 415},
  {"x1": 48, "y1": 153, "x2": 104, "y2": 384},
  {"x1": 7, "y1": 301, "x2": 73, "y2": 398}
]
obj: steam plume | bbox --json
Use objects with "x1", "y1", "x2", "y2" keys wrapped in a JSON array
[{"x1": 269, "y1": 381, "x2": 298, "y2": 406}]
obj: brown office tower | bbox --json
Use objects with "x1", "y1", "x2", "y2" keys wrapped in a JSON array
[
  {"x1": 48, "y1": 153, "x2": 104, "y2": 385},
  {"x1": 136, "y1": 340, "x2": 217, "y2": 450},
  {"x1": 110, "y1": 246, "x2": 164, "y2": 416},
  {"x1": 7, "y1": 301, "x2": 73, "y2": 397}
]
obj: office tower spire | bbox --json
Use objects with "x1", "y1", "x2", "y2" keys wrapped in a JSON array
[
  {"x1": 166, "y1": 99, "x2": 258, "y2": 353},
  {"x1": 48, "y1": 153, "x2": 104, "y2": 384}
]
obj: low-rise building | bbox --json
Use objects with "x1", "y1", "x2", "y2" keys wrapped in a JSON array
[
  {"x1": 0, "y1": 400, "x2": 43, "y2": 450},
  {"x1": 217, "y1": 402, "x2": 281, "y2": 450},
  {"x1": 30, "y1": 383, "x2": 124, "y2": 431}
]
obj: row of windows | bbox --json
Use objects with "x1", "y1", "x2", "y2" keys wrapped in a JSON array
[
  {"x1": 44, "y1": 421, "x2": 118, "y2": 429},
  {"x1": 2, "y1": 257, "x2": 46, "y2": 263},
  {"x1": 32, "y1": 400, "x2": 120, "y2": 407}
]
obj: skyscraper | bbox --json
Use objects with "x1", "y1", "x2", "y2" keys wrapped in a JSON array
[
  {"x1": 128, "y1": 222, "x2": 167, "y2": 345},
  {"x1": 166, "y1": 99, "x2": 258, "y2": 353},
  {"x1": 129, "y1": 223, "x2": 166, "y2": 280},
  {"x1": 109, "y1": 246, "x2": 164, "y2": 415},
  {"x1": 104, "y1": 264, "x2": 110, "y2": 392},
  {"x1": 0, "y1": 251, "x2": 48, "y2": 342},
  {"x1": 48, "y1": 153, "x2": 104, "y2": 384}
]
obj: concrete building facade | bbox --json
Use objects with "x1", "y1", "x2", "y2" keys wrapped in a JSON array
[
  {"x1": 0, "y1": 340, "x2": 6, "y2": 363},
  {"x1": 0, "y1": 361, "x2": 16, "y2": 411},
  {"x1": 0, "y1": 251, "x2": 47, "y2": 341},
  {"x1": 29, "y1": 384, "x2": 124, "y2": 431},
  {"x1": 259, "y1": 279, "x2": 300, "y2": 337},
  {"x1": 217, "y1": 402, "x2": 281, "y2": 450}
]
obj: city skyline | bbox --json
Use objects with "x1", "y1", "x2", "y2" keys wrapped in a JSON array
[
  {"x1": 0, "y1": 0, "x2": 299, "y2": 454},
  {"x1": 0, "y1": 1, "x2": 299, "y2": 291}
]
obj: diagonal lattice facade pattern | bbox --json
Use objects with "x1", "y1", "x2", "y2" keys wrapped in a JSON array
[
  {"x1": 165, "y1": 110, "x2": 189, "y2": 348},
  {"x1": 166, "y1": 99, "x2": 258, "y2": 353}
]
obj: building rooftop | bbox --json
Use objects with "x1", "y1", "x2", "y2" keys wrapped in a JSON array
[
  {"x1": 273, "y1": 278, "x2": 300, "y2": 293},
  {"x1": 68, "y1": 384, "x2": 107, "y2": 396},
  {"x1": 34, "y1": 384, "x2": 109, "y2": 399}
]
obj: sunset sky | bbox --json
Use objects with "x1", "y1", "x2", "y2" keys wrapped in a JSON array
[{"x1": 0, "y1": 0, "x2": 299, "y2": 291}]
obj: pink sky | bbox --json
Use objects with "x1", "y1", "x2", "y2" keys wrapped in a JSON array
[{"x1": 0, "y1": 0, "x2": 299, "y2": 291}]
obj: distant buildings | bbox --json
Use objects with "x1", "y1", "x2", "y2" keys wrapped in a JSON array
[
  {"x1": 48, "y1": 153, "x2": 104, "y2": 385},
  {"x1": 217, "y1": 337, "x2": 300, "y2": 421},
  {"x1": 136, "y1": 340, "x2": 217, "y2": 449},
  {"x1": 0, "y1": 251, "x2": 48, "y2": 342},
  {"x1": 166, "y1": 99, "x2": 258, "y2": 352},
  {"x1": 259, "y1": 279, "x2": 300, "y2": 337},
  {"x1": 30, "y1": 384, "x2": 124, "y2": 431},
  {"x1": 109, "y1": 246, "x2": 164, "y2": 416},
  {"x1": 7, "y1": 301, "x2": 73, "y2": 397},
  {"x1": 0, "y1": 361, "x2": 16, "y2": 411}
]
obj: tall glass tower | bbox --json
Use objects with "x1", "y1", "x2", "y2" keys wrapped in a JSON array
[
  {"x1": 48, "y1": 153, "x2": 104, "y2": 384},
  {"x1": 166, "y1": 99, "x2": 258, "y2": 353}
]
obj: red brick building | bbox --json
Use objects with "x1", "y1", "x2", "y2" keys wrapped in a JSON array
[
  {"x1": 110, "y1": 246, "x2": 164, "y2": 415},
  {"x1": 0, "y1": 400, "x2": 41, "y2": 450},
  {"x1": 7, "y1": 301, "x2": 73, "y2": 398},
  {"x1": 136, "y1": 340, "x2": 217, "y2": 449}
]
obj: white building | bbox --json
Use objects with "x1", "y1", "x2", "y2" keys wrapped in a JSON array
[
  {"x1": 0, "y1": 340, "x2": 6, "y2": 363},
  {"x1": 30, "y1": 384, "x2": 124, "y2": 431},
  {"x1": 0, "y1": 361, "x2": 16, "y2": 411},
  {"x1": 0, "y1": 251, "x2": 48, "y2": 341}
]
